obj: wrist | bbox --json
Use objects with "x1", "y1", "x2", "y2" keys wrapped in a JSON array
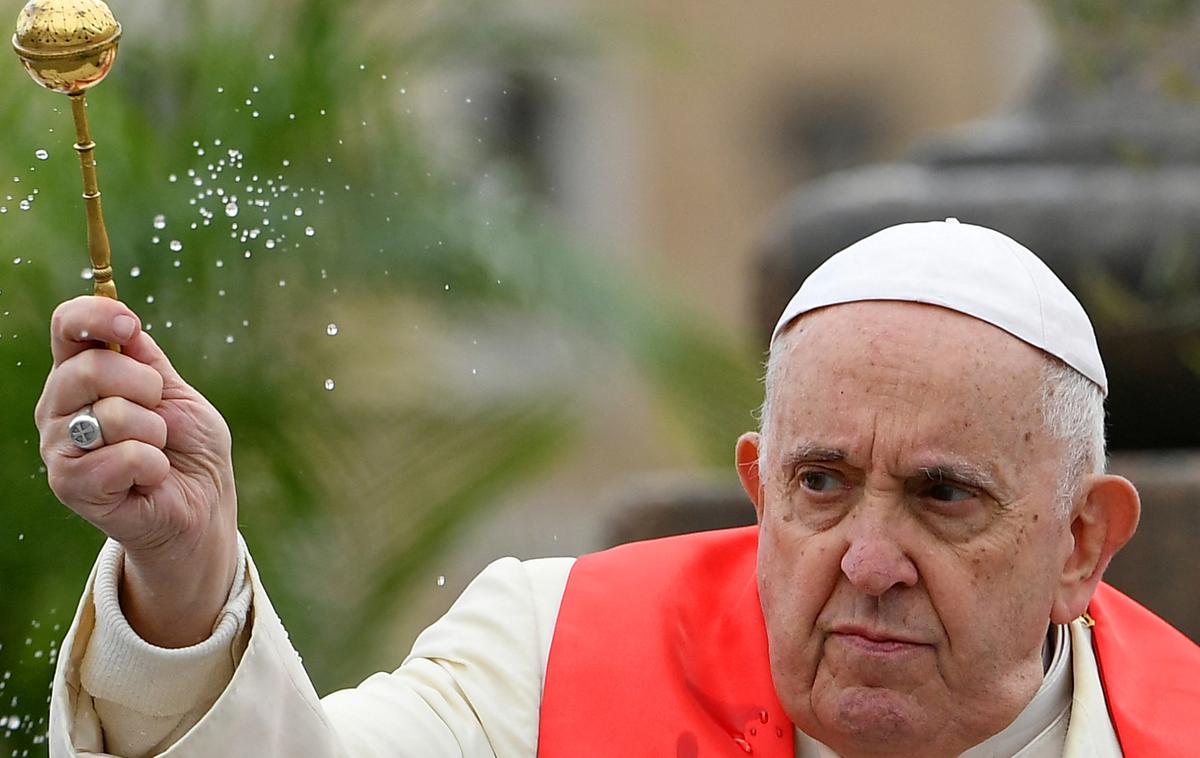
[{"x1": 120, "y1": 525, "x2": 240, "y2": 648}]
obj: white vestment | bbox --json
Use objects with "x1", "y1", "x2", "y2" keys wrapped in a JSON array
[{"x1": 49, "y1": 539, "x2": 1124, "y2": 757}]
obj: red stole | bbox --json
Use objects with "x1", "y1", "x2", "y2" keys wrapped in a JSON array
[
  {"x1": 1088, "y1": 582, "x2": 1199, "y2": 756},
  {"x1": 538, "y1": 526, "x2": 1199, "y2": 757}
]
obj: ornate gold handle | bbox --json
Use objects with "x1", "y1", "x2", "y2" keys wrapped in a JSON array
[{"x1": 13, "y1": 0, "x2": 122, "y2": 348}]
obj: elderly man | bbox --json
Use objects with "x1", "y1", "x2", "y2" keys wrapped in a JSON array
[{"x1": 37, "y1": 220, "x2": 1197, "y2": 757}]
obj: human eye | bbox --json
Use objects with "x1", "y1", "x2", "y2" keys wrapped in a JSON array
[
  {"x1": 798, "y1": 469, "x2": 845, "y2": 494},
  {"x1": 926, "y1": 482, "x2": 974, "y2": 503}
]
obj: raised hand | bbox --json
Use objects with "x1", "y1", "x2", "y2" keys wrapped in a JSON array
[{"x1": 35, "y1": 295, "x2": 240, "y2": 647}]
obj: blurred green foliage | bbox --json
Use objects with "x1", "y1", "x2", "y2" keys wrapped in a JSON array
[
  {"x1": 0, "y1": 1, "x2": 761, "y2": 753},
  {"x1": 1039, "y1": 0, "x2": 1200, "y2": 95}
]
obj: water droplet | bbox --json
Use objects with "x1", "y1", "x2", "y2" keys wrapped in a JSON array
[
  {"x1": 145, "y1": 295, "x2": 155, "y2": 304},
  {"x1": 749, "y1": 727, "x2": 757, "y2": 736},
  {"x1": 11, "y1": 257, "x2": 21, "y2": 265},
  {"x1": 215, "y1": 259, "x2": 224, "y2": 268},
  {"x1": 732, "y1": 735, "x2": 752, "y2": 753},
  {"x1": 267, "y1": 53, "x2": 276, "y2": 61},
  {"x1": 278, "y1": 279, "x2": 286, "y2": 287},
  {"x1": 323, "y1": 378, "x2": 335, "y2": 391},
  {"x1": 436, "y1": 575, "x2": 446, "y2": 587},
  {"x1": 775, "y1": 727, "x2": 784, "y2": 738},
  {"x1": 224, "y1": 201, "x2": 239, "y2": 217},
  {"x1": 168, "y1": 173, "x2": 178, "y2": 183},
  {"x1": 265, "y1": 239, "x2": 276, "y2": 249},
  {"x1": 153, "y1": 214, "x2": 166, "y2": 229},
  {"x1": 80, "y1": 268, "x2": 93, "y2": 280},
  {"x1": 18, "y1": 199, "x2": 30, "y2": 211},
  {"x1": 759, "y1": 710, "x2": 769, "y2": 724},
  {"x1": 304, "y1": 226, "x2": 315, "y2": 237},
  {"x1": 130, "y1": 266, "x2": 141, "y2": 278},
  {"x1": 325, "y1": 323, "x2": 338, "y2": 336},
  {"x1": 225, "y1": 335, "x2": 235, "y2": 344},
  {"x1": 0, "y1": 207, "x2": 7, "y2": 214},
  {"x1": 34, "y1": 149, "x2": 48, "y2": 160},
  {"x1": 293, "y1": 207, "x2": 303, "y2": 216},
  {"x1": 169, "y1": 240, "x2": 183, "y2": 252}
]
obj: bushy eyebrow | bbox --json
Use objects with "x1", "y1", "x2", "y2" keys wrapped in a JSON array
[
  {"x1": 779, "y1": 444, "x2": 847, "y2": 472},
  {"x1": 779, "y1": 444, "x2": 1001, "y2": 494},
  {"x1": 916, "y1": 462, "x2": 998, "y2": 492}
]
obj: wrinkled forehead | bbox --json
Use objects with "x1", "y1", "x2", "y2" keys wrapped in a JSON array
[
  {"x1": 774, "y1": 299, "x2": 1050, "y2": 366},
  {"x1": 764, "y1": 301, "x2": 1053, "y2": 463}
]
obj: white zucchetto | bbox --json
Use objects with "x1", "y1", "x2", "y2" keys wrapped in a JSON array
[{"x1": 771, "y1": 219, "x2": 1108, "y2": 395}]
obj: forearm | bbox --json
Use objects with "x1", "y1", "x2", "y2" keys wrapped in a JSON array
[
  {"x1": 69, "y1": 538, "x2": 252, "y2": 757},
  {"x1": 51, "y1": 539, "x2": 572, "y2": 758}
]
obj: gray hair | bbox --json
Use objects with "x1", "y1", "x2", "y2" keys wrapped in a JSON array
[
  {"x1": 1039, "y1": 356, "x2": 1107, "y2": 515},
  {"x1": 756, "y1": 338, "x2": 1106, "y2": 518}
]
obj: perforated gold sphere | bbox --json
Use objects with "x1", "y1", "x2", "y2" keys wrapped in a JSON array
[{"x1": 12, "y1": 0, "x2": 121, "y2": 95}]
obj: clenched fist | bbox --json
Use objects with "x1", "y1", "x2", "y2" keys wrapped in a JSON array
[{"x1": 35, "y1": 296, "x2": 240, "y2": 647}]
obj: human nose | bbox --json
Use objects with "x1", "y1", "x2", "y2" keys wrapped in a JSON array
[{"x1": 839, "y1": 512, "x2": 919, "y2": 596}]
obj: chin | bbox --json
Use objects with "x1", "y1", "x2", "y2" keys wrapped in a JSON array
[{"x1": 819, "y1": 687, "x2": 933, "y2": 755}]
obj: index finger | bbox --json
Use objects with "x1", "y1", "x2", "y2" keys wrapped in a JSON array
[{"x1": 50, "y1": 296, "x2": 143, "y2": 367}]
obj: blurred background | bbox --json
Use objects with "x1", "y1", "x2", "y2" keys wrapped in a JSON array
[{"x1": 2, "y1": 0, "x2": 1198, "y2": 752}]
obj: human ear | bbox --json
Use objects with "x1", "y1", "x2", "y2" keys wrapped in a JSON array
[
  {"x1": 1050, "y1": 474, "x2": 1141, "y2": 624},
  {"x1": 735, "y1": 432, "x2": 765, "y2": 521}
]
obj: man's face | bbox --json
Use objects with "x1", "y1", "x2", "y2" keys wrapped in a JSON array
[{"x1": 751, "y1": 301, "x2": 1076, "y2": 757}]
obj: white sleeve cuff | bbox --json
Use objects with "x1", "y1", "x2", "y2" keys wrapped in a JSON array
[{"x1": 79, "y1": 535, "x2": 252, "y2": 718}]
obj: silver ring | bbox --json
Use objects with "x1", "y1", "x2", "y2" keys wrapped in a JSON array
[{"x1": 68, "y1": 406, "x2": 104, "y2": 450}]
